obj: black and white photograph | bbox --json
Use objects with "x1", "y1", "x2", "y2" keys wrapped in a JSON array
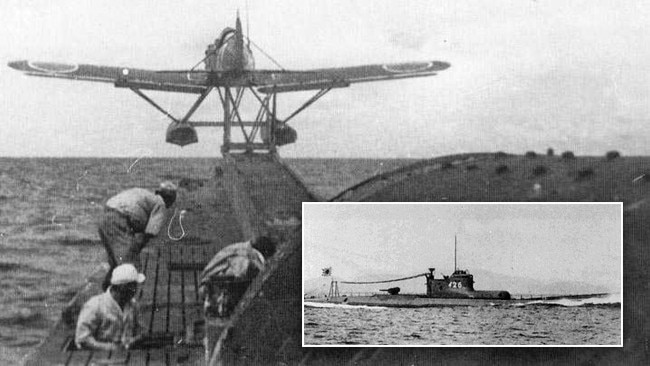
[
  {"x1": 303, "y1": 203, "x2": 622, "y2": 346},
  {"x1": 1, "y1": 0, "x2": 648, "y2": 364}
]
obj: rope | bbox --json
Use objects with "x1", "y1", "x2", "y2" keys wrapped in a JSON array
[
  {"x1": 340, "y1": 273, "x2": 427, "y2": 285},
  {"x1": 167, "y1": 209, "x2": 187, "y2": 241}
]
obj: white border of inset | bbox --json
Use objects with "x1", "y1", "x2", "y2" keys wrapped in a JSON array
[{"x1": 301, "y1": 202, "x2": 623, "y2": 348}]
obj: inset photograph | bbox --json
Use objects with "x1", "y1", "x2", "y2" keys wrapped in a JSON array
[{"x1": 302, "y1": 203, "x2": 622, "y2": 346}]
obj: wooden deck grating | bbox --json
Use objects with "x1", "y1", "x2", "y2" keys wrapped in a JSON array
[{"x1": 53, "y1": 243, "x2": 216, "y2": 366}]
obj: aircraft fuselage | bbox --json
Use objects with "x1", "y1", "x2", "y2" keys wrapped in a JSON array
[{"x1": 205, "y1": 17, "x2": 254, "y2": 74}]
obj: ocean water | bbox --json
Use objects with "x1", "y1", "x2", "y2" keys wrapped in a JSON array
[{"x1": 304, "y1": 295, "x2": 621, "y2": 346}]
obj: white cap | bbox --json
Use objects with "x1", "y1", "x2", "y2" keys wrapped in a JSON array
[
  {"x1": 111, "y1": 264, "x2": 146, "y2": 285},
  {"x1": 158, "y1": 181, "x2": 178, "y2": 194}
]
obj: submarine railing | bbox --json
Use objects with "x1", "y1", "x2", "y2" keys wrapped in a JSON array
[{"x1": 329, "y1": 291, "x2": 424, "y2": 297}]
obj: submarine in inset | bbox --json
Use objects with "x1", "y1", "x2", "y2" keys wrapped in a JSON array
[
  {"x1": 316, "y1": 267, "x2": 513, "y2": 308},
  {"x1": 306, "y1": 235, "x2": 615, "y2": 308}
]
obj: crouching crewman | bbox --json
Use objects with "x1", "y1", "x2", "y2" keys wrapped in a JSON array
[
  {"x1": 199, "y1": 236, "x2": 277, "y2": 318},
  {"x1": 99, "y1": 181, "x2": 177, "y2": 290},
  {"x1": 199, "y1": 236, "x2": 277, "y2": 362},
  {"x1": 75, "y1": 264, "x2": 145, "y2": 351}
]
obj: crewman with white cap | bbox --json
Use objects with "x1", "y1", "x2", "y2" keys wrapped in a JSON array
[
  {"x1": 99, "y1": 181, "x2": 177, "y2": 289},
  {"x1": 75, "y1": 264, "x2": 146, "y2": 350}
]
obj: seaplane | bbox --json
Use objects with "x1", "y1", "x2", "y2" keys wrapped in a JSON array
[{"x1": 8, "y1": 14, "x2": 450, "y2": 153}]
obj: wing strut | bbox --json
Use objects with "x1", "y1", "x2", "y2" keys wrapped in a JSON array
[
  {"x1": 130, "y1": 88, "x2": 179, "y2": 123},
  {"x1": 181, "y1": 87, "x2": 214, "y2": 123},
  {"x1": 282, "y1": 88, "x2": 333, "y2": 124},
  {"x1": 220, "y1": 87, "x2": 278, "y2": 153},
  {"x1": 124, "y1": 84, "x2": 329, "y2": 153},
  {"x1": 226, "y1": 88, "x2": 253, "y2": 145}
]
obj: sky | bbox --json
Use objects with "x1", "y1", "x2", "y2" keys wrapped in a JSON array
[
  {"x1": 302, "y1": 203, "x2": 622, "y2": 291},
  {"x1": 1, "y1": 0, "x2": 649, "y2": 158}
]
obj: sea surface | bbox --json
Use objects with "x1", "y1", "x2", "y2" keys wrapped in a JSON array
[{"x1": 304, "y1": 295, "x2": 621, "y2": 346}]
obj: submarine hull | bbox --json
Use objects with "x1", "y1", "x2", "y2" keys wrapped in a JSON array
[{"x1": 314, "y1": 295, "x2": 513, "y2": 308}]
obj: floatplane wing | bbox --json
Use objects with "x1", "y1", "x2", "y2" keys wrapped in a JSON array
[{"x1": 7, "y1": 60, "x2": 449, "y2": 94}]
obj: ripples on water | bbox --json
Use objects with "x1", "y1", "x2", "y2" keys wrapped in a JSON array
[{"x1": 304, "y1": 300, "x2": 621, "y2": 346}]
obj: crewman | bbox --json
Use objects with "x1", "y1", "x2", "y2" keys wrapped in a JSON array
[
  {"x1": 199, "y1": 236, "x2": 277, "y2": 318},
  {"x1": 99, "y1": 181, "x2": 177, "y2": 289},
  {"x1": 199, "y1": 236, "x2": 277, "y2": 362},
  {"x1": 75, "y1": 264, "x2": 145, "y2": 351}
]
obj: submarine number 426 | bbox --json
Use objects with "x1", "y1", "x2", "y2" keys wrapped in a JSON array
[{"x1": 448, "y1": 282, "x2": 463, "y2": 289}]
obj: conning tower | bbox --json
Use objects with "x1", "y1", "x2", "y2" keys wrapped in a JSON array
[{"x1": 425, "y1": 268, "x2": 475, "y2": 296}]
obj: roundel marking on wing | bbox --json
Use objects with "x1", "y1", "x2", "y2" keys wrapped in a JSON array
[
  {"x1": 381, "y1": 61, "x2": 433, "y2": 74},
  {"x1": 28, "y1": 61, "x2": 79, "y2": 74}
]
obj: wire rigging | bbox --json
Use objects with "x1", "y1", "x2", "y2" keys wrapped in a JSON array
[
  {"x1": 340, "y1": 273, "x2": 427, "y2": 285},
  {"x1": 246, "y1": 38, "x2": 286, "y2": 71}
]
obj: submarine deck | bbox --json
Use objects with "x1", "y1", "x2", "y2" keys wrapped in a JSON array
[
  {"x1": 24, "y1": 153, "x2": 318, "y2": 366},
  {"x1": 311, "y1": 295, "x2": 512, "y2": 308}
]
